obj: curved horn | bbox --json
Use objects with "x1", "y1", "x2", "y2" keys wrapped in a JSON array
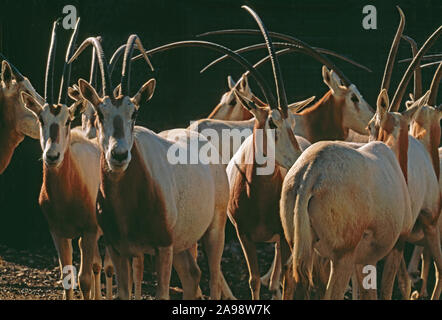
[
  {"x1": 45, "y1": 20, "x2": 61, "y2": 106},
  {"x1": 399, "y1": 53, "x2": 442, "y2": 64},
  {"x1": 200, "y1": 42, "x2": 372, "y2": 74},
  {"x1": 89, "y1": 36, "x2": 102, "y2": 88},
  {"x1": 421, "y1": 60, "x2": 442, "y2": 68},
  {"x1": 0, "y1": 53, "x2": 25, "y2": 82},
  {"x1": 197, "y1": 28, "x2": 352, "y2": 86},
  {"x1": 380, "y1": 6, "x2": 405, "y2": 92},
  {"x1": 120, "y1": 35, "x2": 155, "y2": 96},
  {"x1": 242, "y1": 5, "x2": 287, "y2": 111},
  {"x1": 428, "y1": 62, "x2": 442, "y2": 106},
  {"x1": 69, "y1": 37, "x2": 112, "y2": 97},
  {"x1": 58, "y1": 18, "x2": 80, "y2": 105},
  {"x1": 401, "y1": 35, "x2": 422, "y2": 99},
  {"x1": 131, "y1": 40, "x2": 276, "y2": 107},
  {"x1": 390, "y1": 26, "x2": 442, "y2": 111},
  {"x1": 109, "y1": 44, "x2": 126, "y2": 77}
]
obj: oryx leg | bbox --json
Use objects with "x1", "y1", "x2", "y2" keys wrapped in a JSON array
[
  {"x1": 237, "y1": 232, "x2": 260, "y2": 300},
  {"x1": 107, "y1": 246, "x2": 131, "y2": 300},
  {"x1": 324, "y1": 254, "x2": 354, "y2": 300},
  {"x1": 268, "y1": 239, "x2": 282, "y2": 299},
  {"x1": 91, "y1": 240, "x2": 103, "y2": 300},
  {"x1": 78, "y1": 232, "x2": 100, "y2": 300},
  {"x1": 354, "y1": 263, "x2": 377, "y2": 300},
  {"x1": 189, "y1": 243, "x2": 204, "y2": 299},
  {"x1": 51, "y1": 233, "x2": 74, "y2": 300},
  {"x1": 408, "y1": 245, "x2": 424, "y2": 285},
  {"x1": 261, "y1": 243, "x2": 277, "y2": 287},
  {"x1": 155, "y1": 246, "x2": 173, "y2": 300},
  {"x1": 412, "y1": 247, "x2": 431, "y2": 299},
  {"x1": 202, "y1": 216, "x2": 226, "y2": 300},
  {"x1": 282, "y1": 261, "x2": 295, "y2": 300},
  {"x1": 397, "y1": 256, "x2": 411, "y2": 299},
  {"x1": 380, "y1": 241, "x2": 405, "y2": 300},
  {"x1": 132, "y1": 255, "x2": 144, "y2": 300},
  {"x1": 422, "y1": 222, "x2": 442, "y2": 300},
  {"x1": 173, "y1": 249, "x2": 201, "y2": 299},
  {"x1": 104, "y1": 246, "x2": 114, "y2": 299}
]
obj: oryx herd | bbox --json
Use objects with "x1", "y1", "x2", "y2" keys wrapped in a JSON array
[{"x1": 0, "y1": 5, "x2": 441, "y2": 300}]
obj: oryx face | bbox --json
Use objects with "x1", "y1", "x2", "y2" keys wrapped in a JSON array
[
  {"x1": 210, "y1": 75, "x2": 254, "y2": 121},
  {"x1": 94, "y1": 96, "x2": 137, "y2": 172},
  {"x1": 78, "y1": 78, "x2": 156, "y2": 173},
  {"x1": 322, "y1": 66, "x2": 374, "y2": 135},
  {"x1": 265, "y1": 108, "x2": 301, "y2": 170},
  {"x1": 21, "y1": 92, "x2": 76, "y2": 168}
]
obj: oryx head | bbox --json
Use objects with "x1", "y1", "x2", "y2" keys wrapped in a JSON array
[
  {"x1": 72, "y1": 34, "x2": 155, "y2": 173},
  {"x1": 368, "y1": 89, "x2": 428, "y2": 181},
  {"x1": 0, "y1": 57, "x2": 44, "y2": 173},
  {"x1": 21, "y1": 19, "x2": 81, "y2": 169},
  {"x1": 321, "y1": 66, "x2": 374, "y2": 134},
  {"x1": 208, "y1": 73, "x2": 254, "y2": 120}
]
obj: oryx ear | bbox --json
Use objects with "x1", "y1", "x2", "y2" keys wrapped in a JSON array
[
  {"x1": 21, "y1": 91, "x2": 43, "y2": 117},
  {"x1": 113, "y1": 84, "x2": 121, "y2": 98},
  {"x1": 1, "y1": 61, "x2": 13, "y2": 87},
  {"x1": 322, "y1": 66, "x2": 346, "y2": 96},
  {"x1": 131, "y1": 78, "x2": 156, "y2": 107},
  {"x1": 402, "y1": 90, "x2": 430, "y2": 123},
  {"x1": 68, "y1": 86, "x2": 82, "y2": 101},
  {"x1": 239, "y1": 74, "x2": 249, "y2": 91},
  {"x1": 376, "y1": 89, "x2": 389, "y2": 118},
  {"x1": 227, "y1": 75, "x2": 236, "y2": 90},
  {"x1": 78, "y1": 78, "x2": 101, "y2": 108},
  {"x1": 288, "y1": 96, "x2": 316, "y2": 113},
  {"x1": 69, "y1": 100, "x2": 86, "y2": 120}
]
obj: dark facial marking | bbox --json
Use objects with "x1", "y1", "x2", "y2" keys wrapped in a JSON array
[
  {"x1": 49, "y1": 123, "x2": 59, "y2": 143},
  {"x1": 113, "y1": 115, "x2": 124, "y2": 139}
]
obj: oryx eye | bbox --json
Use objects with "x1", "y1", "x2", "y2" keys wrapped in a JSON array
[
  {"x1": 131, "y1": 110, "x2": 138, "y2": 120},
  {"x1": 268, "y1": 118, "x2": 277, "y2": 129},
  {"x1": 38, "y1": 115, "x2": 44, "y2": 126},
  {"x1": 351, "y1": 94, "x2": 359, "y2": 104},
  {"x1": 65, "y1": 118, "x2": 71, "y2": 127}
]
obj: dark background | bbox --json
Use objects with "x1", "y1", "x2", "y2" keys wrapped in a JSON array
[{"x1": 0, "y1": 0, "x2": 441, "y2": 248}]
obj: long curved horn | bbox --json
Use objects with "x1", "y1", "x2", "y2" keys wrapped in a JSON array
[
  {"x1": 120, "y1": 35, "x2": 155, "y2": 96},
  {"x1": 89, "y1": 36, "x2": 102, "y2": 88},
  {"x1": 380, "y1": 6, "x2": 405, "y2": 92},
  {"x1": 200, "y1": 42, "x2": 372, "y2": 74},
  {"x1": 109, "y1": 44, "x2": 126, "y2": 77},
  {"x1": 69, "y1": 37, "x2": 112, "y2": 97},
  {"x1": 401, "y1": 35, "x2": 422, "y2": 99},
  {"x1": 398, "y1": 53, "x2": 442, "y2": 64},
  {"x1": 58, "y1": 18, "x2": 80, "y2": 105},
  {"x1": 197, "y1": 28, "x2": 352, "y2": 86},
  {"x1": 131, "y1": 40, "x2": 276, "y2": 107},
  {"x1": 421, "y1": 60, "x2": 442, "y2": 68},
  {"x1": 428, "y1": 62, "x2": 442, "y2": 106},
  {"x1": 242, "y1": 5, "x2": 287, "y2": 111},
  {"x1": 0, "y1": 53, "x2": 25, "y2": 82},
  {"x1": 390, "y1": 26, "x2": 442, "y2": 111},
  {"x1": 45, "y1": 20, "x2": 61, "y2": 106}
]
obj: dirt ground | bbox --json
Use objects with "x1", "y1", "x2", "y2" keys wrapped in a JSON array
[
  {"x1": 0, "y1": 238, "x2": 426, "y2": 300},
  {"x1": 0, "y1": 239, "x2": 280, "y2": 300}
]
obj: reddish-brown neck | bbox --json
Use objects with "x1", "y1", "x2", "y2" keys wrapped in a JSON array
[
  {"x1": 0, "y1": 93, "x2": 24, "y2": 174},
  {"x1": 299, "y1": 90, "x2": 346, "y2": 143}
]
